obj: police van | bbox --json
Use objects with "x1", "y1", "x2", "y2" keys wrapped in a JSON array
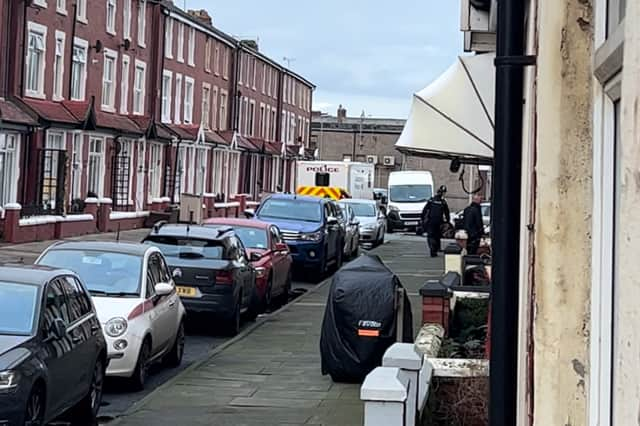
[{"x1": 296, "y1": 161, "x2": 374, "y2": 200}]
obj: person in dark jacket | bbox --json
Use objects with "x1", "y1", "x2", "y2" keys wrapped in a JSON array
[
  {"x1": 421, "y1": 185, "x2": 450, "y2": 257},
  {"x1": 463, "y1": 194, "x2": 485, "y2": 255}
]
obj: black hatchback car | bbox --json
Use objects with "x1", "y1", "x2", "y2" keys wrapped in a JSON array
[
  {"x1": 142, "y1": 223, "x2": 257, "y2": 336},
  {"x1": 0, "y1": 265, "x2": 107, "y2": 425}
]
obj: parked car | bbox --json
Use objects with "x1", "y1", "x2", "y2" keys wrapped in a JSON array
[
  {"x1": 36, "y1": 242, "x2": 186, "y2": 390},
  {"x1": 0, "y1": 265, "x2": 107, "y2": 425},
  {"x1": 337, "y1": 203, "x2": 360, "y2": 259},
  {"x1": 142, "y1": 223, "x2": 257, "y2": 336},
  {"x1": 340, "y1": 199, "x2": 387, "y2": 246},
  {"x1": 451, "y1": 202, "x2": 492, "y2": 229},
  {"x1": 204, "y1": 218, "x2": 293, "y2": 310},
  {"x1": 248, "y1": 194, "x2": 345, "y2": 276}
]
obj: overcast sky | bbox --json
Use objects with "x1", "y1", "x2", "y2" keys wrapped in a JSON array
[{"x1": 187, "y1": 0, "x2": 462, "y2": 119}]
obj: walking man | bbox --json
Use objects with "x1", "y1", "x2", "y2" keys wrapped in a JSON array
[
  {"x1": 421, "y1": 185, "x2": 450, "y2": 257},
  {"x1": 463, "y1": 194, "x2": 485, "y2": 255}
]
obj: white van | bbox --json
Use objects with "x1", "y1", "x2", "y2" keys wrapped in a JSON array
[{"x1": 386, "y1": 171, "x2": 434, "y2": 232}]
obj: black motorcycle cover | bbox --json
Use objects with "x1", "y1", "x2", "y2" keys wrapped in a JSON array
[{"x1": 320, "y1": 254, "x2": 413, "y2": 383}]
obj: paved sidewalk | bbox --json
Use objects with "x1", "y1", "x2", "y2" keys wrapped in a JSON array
[{"x1": 113, "y1": 234, "x2": 443, "y2": 426}]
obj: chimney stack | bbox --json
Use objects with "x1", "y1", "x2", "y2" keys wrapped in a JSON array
[
  {"x1": 187, "y1": 9, "x2": 213, "y2": 26},
  {"x1": 240, "y1": 40, "x2": 259, "y2": 52},
  {"x1": 337, "y1": 105, "x2": 347, "y2": 123}
]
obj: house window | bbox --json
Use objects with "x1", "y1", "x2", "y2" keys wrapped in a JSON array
[
  {"x1": 265, "y1": 106, "x2": 271, "y2": 141},
  {"x1": 259, "y1": 104, "x2": 266, "y2": 138},
  {"x1": 138, "y1": 0, "x2": 147, "y2": 47},
  {"x1": 0, "y1": 134, "x2": 20, "y2": 208},
  {"x1": 194, "y1": 148, "x2": 207, "y2": 195},
  {"x1": 242, "y1": 98, "x2": 249, "y2": 135},
  {"x1": 53, "y1": 32, "x2": 65, "y2": 100},
  {"x1": 214, "y1": 44, "x2": 220, "y2": 75},
  {"x1": 281, "y1": 111, "x2": 286, "y2": 141},
  {"x1": 177, "y1": 22, "x2": 184, "y2": 63},
  {"x1": 133, "y1": 60, "x2": 146, "y2": 114},
  {"x1": 123, "y1": 0, "x2": 132, "y2": 40},
  {"x1": 184, "y1": 77, "x2": 194, "y2": 124},
  {"x1": 174, "y1": 74, "x2": 182, "y2": 124},
  {"x1": 70, "y1": 133, "x2": 83, "y2": 200},
  {"x1": 188, "y1": 28, "x2": 195, "y2": 67},
  {"x1": 202, "y1": 84, "x2": 211, "y2": 129},
  {"x1": 56, "y1": 0, "x2": 66, "y2": 14},
  {"x1": 248, "y1": 101, "x2": 256, "y2": 137},
  {"x1": 161, "y1": 70, "x2": 173, "y2": 123},
  {"x1": 26, "y1": 23, "x2": 47, "y2": 98},
  {"x1": 148, "y1": 143, "x2": 162, "y2": 199},
  {"x1": 219, "y1": 91, "x2": 228, "y2": 131},
  {"x1": 211, "y1": 86, "x2": 218, "y2": 130},
  {"x1": 283, "y1": 79, "x2": 288, "y2": 105},
  {"x1": 239, "y1": 54, "x2": 244, "y2": 85},
  {"x1": 120, "y1": 55, "x2": 130, "y2": 114},
  {"x1": 272, "y1": 71, "x2": 277, "y2": 98},
  {"x1": 267, "y1": 68, "x2": 272, "y2": 96},
  {"x1": 87, "y1": 137, "x2": 104, "y2": 197},
  {"x1": 223, "y1": 48, "x2": 229, "y2": 79},
  {"x1": 228, "y1": 151, "x2": 240, "y2": 197},
  {"x1": 106, "y1": 0, "x2": 116, "y2": 34},
  {"x1": 102, "y1": 50, "x2": 118, "y2": 110},
  {"x1": 262, "y1": 64, "x2": 266, "y2": 94},
  {"x1": 271, "y1": 109, "x2": 277, "y2": 140},
  {"x1": 205, "y1": 38, "x2": 212, "y2": 72},
  {"x1": 76, "y1": 0, "x2": 87, "y2": 22},
  {"x1": 165, "y1": 18, "x2": 173, "y2": 59},
  {"x1": 71, "y1": 39, "x2": 87, "y2": 101},
  {"x1": 212, "y1": 150, "x2": 225, "y2": 195},
  {"x1": 252, "y1": 58, "x2": 257, "y2": 89}
]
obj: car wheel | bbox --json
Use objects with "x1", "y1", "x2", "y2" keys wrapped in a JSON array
[
  {"x1": 131, "y1": 339, "x2": 151, "y2": 391},
  {"x1": 352, "y1": 244, "x2": 359, "y2": 258},
  {"x1": 387, "y1": 221, "x2": 394, "y2": 234},
  {"x1": 246, "y1": 287, "x2": 260, "y2": 322},
  {"x1": 334, "y1": 243, "x2": 344, "y2": 271},
  {"x1": 264, "y1": 277, "x2": 273, "y2": 310},
  {"x1": 24, "y1": 385, "x2": 45, "y2": 426},
  {"x1": 165, "y1": 321, "x2": 185, "y2": 368},
  {"x1": 73, "y1": 357, "x2": 105, "y2": 422},
  {"x1": 224, "y1": 297, "x2": 241, "y2": 336}
]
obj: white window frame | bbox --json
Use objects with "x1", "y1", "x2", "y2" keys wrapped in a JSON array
[
  {"x1": 205, "y1": 38, "x2": 212, "y2": 73},
  {"x1": 123, "y1": 0, "x2": 132, "y2": 40},
  {"x1": 53, "y1": 31, "x2": 66, "y2": 101},
  {"x1": 259, "y1": 103, "x2": 266, "y2": 139},
  {"x1": 165, "y1": 18, "x2": 174, "y2": 59},
  {"x1": 184, "y1": 76, "x2": 195, "y2": 124},
  {"x1": 56, "y1": 0, "x2": 67, "y2": 15},
  {"x1": 0, "y1": 134, "x2": 21, "y2": 209},
  {"x1": 266, "y1": 67, "x2": 271, "y2": 96},
  {"x1": 101, "y1": 49, "x2": 118, "y2": 111},
  {"x1": 174, "y1": 73, "x2": 183, "y2": 124},
  {"x1": 194, "y1": 147, "x2": 208, "y2": 195},
  {"x1": 106, "y1": 0, "x2": 117, "y2": 35},
  {"x1": 201, "y1": 83, "x2": 211, "y2": 129},
  {"x1": 283, "y1": 78, "x2": 288, "y2": 105},
  {"x1": 70, "y1": 133, "x2": 83, "y2": 200},
  {"x1": 227, "y1": 151, "x2": 240, "y2": 197},
  {"x1": 239, "y1": 53, "x2": 244, "y2": 85},
  {"x1": 161, "y1": 70, "x2": 173, "y2": 123},
  {"x1": 177, "y1": 22, "x2": 185, "y2": 63},
  {"x1": 223, "y1": 48, "x2": 229, "y2": 80},
  {"x1": 87, "y1": 136, "x2": 106, "y2": 198},
  {"x1": 138, "y1": 0, "x2": 147, "y2": 48},
  {"x1": 76, "y1": 0, "x2": 87, "y2": 23},
  {"x1": 133, "y1": 59, "x2": 146, "y2": 115},
  {"x1": 120, "y1": 55, "x2": 130, "y2": 114},
  {"x1": 242, "y1": 97, "x2": 249, "y2": 135},
  {"x1": 187, "y1": 27, "x2": 196, "y2": 67},
  {"x1": 271, "y1": 108, "x2": 277, "y2": 141},
  {"x1": 71, "y1": 37, "x2": 88, "y2": 101},
  {"x1": 219, "y1": 90, "x2": 228, "y2": 131},
  {"x1": 25, "y1": 22, "x2": 47, "y2": 99},
  {"x1": 211, "y1": 86, "x2": 218, "y2": 130},
  {"x1": 32, "y1": 0, "x2": 47, "y2": 8},
  {"x1": 147, "y1": 142, "x2": 163, "y2": 200},
  {"x1": 251, "y1": 58, "x2": 257, "y2": 90},
  {"x1": 214, "y1": 44, "x2": 220, "y2": 76},
  {"x1": 248, "y1": 100, "x2": 256, "y2": 137}
]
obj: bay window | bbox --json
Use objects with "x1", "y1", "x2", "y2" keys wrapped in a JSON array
[
  {"x1": 148, "y1": 143, "x2": 162, "y2": 200},
  {"x1": 0, "y1": 134, "x2": 20, "y2": 208}
]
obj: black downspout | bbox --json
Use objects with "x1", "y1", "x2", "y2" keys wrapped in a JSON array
[
  {"x1": 489, "y1": 0, "x2": 533, "y2": 425},
  {"x1": 67, "y1": 3, "x2": 78, "y2": 100},
  {"x1": 19, "y1": 0, "x2": 28, "y2": 97},
  {"x1": 231, "y1": 44, "x2": 241, "y2": 132}
]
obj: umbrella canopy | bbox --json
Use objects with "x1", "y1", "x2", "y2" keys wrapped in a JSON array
[{"x1": 395, "y1": 53, "x2": 496, "y2": 164}]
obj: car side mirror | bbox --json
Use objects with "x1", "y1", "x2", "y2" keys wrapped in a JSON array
[
  {"x1": 50, "y1": 318, "x2": 67, "y2": 340},
  {"x1": 155, "y1": 282, "x2": 173, "y2": 296},
  {"x1": 249, "y1": 252, "x2": 262, "y2": 262},
  {"x1": 244, "y1": 209, "x2": 255, "y2": 219}
]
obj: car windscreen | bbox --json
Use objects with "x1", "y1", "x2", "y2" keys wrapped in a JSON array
[
  {"x1": 38, "y1": 250, "x2": 143, "y2": 296},
  {"x1": 344, "y1": 203, "x2": 376, "y2": 217},
  {"x1": 258, "y1": 199, "x2": 322, "y2": 223},
  {"x1": 0, "y1": 282, "x2": 39, "y2": 336},
  {"x1": 389, "y1": 185, "x2": 433, "y2": 203},
  {"x1": 145, "y1": 236, "x2": 225, "y2": 259},
  {"x1": 233, "y1": 227, "x2": 269, "y2": 249}
]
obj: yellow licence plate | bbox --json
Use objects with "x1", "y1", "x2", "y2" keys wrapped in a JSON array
[{"x1": 176, "y1": 286, "x2": 197, "y2": 298}]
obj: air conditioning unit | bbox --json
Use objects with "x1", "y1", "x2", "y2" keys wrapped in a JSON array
[
  {"x1": 383, "y1": 156, "x2": 395, "y2": 166},
  {"x1": 366, "y1": 155, "x2": 378, "y2": 165}
]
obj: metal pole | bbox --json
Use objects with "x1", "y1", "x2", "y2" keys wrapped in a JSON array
[{"x1": 489, "y1": 0, "x2": 529, "y2": 424}]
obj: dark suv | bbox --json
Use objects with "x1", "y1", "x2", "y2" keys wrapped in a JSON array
[
  {"x1": 142, "y1": 223, "x2": 257, "y2": 336},
  {"x1": 0, "y1": 265, "x2": 107, "y2": 425},
  {"x1": 250, "y1": 194, "x2": 345, "y2": 276}
]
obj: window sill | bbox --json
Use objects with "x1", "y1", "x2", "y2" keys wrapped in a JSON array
[
  {"x1": 132, "y1": 111, "x2": 144, "y2": 116},
  {"x1": 107, "y1": 29, "x2": 117, "y2": 37},
  {"x1": 25, "y1": 92, "x2": 46, "y2": 100},
  {"x1": 177, "y1": 57, "x2": 184, "y2": 64},
  {"x1": 33, "y1": 1, "x2": 48, "y2": 8},
  {"x1": 77, "y1": 17, "x2": 88, "y2": 25},
  {"x1": 101, "y1": 105, "x2": 116, "y2": 113},
  {"x1": 52, "y1": 95, "x2": 65, "y2": 102},
  {"x1": 56, "y1": 8, "x2": 68, "y2": 16},
  {"x1": 214, "y1": 72, "x2": 220, "y2": 77},
  {"x1": 138, "y1": 42, "x2": 147, "y2": 49},
  {"x1": 71, "y1": 96, "x2": 86, "y2": 102},
  {"x1": 165, "y1": 54, "x2": 174, "y2": 60}
]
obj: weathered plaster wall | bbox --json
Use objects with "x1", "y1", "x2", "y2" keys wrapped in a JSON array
[
  {"x1": 613, "y1": 0, "x2": 640, "y2": 421},
  {"x1": 533, "y1": 0, "x2": 593, "y2": 424}
]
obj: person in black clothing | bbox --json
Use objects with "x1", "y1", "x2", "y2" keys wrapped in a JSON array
[
  {"x1": 421, "y1": 185, "x2": 450, "y2": 257},
  {"x1": 463, "y1": 194, "x2": 485, "y2": 255}
]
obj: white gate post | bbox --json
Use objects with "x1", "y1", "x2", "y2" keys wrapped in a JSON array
[
  {"x1": 383, "y1": 343, "x2": 423, "y2": 425},
  {"x1": 361, "y1": 367, "x2": 408, "y2": 426}
]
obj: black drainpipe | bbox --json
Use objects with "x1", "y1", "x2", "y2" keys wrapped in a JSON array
[
  {"x1": 19, "y1": 0, "x2": 28, "y2": 96},
  {"x1": 489, "y1": 0, "x2": 535, "y2": 425},
  {"x1": 67, "y1": 2, "x2": 78, "y2": 100}
]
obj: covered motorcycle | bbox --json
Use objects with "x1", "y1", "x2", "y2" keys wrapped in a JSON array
[{"x1": 320, "y1": 254, "x2": 413, "y2": 383}]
